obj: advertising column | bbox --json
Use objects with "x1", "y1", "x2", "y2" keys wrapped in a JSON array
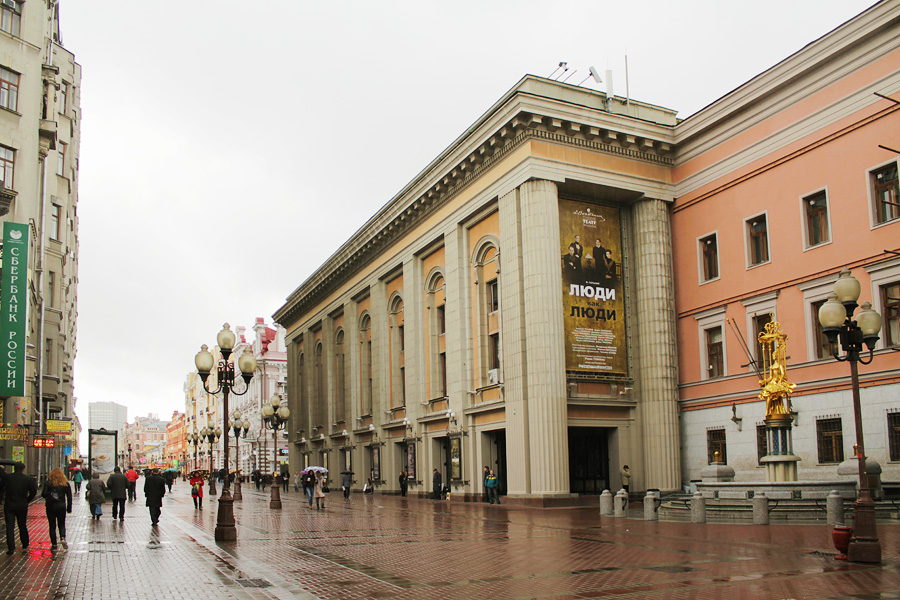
[{"x1": 0, "y1": 222, "x2": 28, "y2": 462}]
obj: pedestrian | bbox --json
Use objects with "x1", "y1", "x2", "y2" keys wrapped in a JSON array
[
  {"x1": 314, "y1": 472, "x2": 326, "y2": 510},
  {"x1": 282, "y1": 470, "x2": 290, "y2": 493},
  {"x1": 144, "y1": 467, "x2": 166, "y2": 526},
  {"x1": 41, "y1": 467, "x2": 72, "y2": 550},
  {"x1": 292, "y1": 471, "x2": 301, "y2": 493},
  {"x1": 189, "y1": 470, "x2": 204, "y2": 510},
  {"x1": 125, "y1": 465, "x2": 139, "y2": 501},
  {"x1": 484, "y1": 468, "x2": 500, "y2": 504},
  {"x1": 482, "y1": 466, "x2": 490, "y2": 503},
  {"x1": 72, "y1": 468, "x2": 83, "y2": 494},
  {"x1": 620, "y1": 465, "x2": 631, "y2": 496},
  {"x1": 86, "y1": 471, "x2": 106, "y2": 521},
  {"x1": 340, "y1": 470, "x2": 352, "y2": 500},
  {"x1": 164, "y1": 469, "x2": 174, "y2": 493},
  {"x1": 107, "y1": 467, "x2": 128, "y2": 521},
  {"x1": 254, "y1": 470, "x2": 261, "y2": 491},
  {"x1": 398, "y1": 471, "x2": 408, "y2": 497},
  {"x1": 2, "y1": 462, "x2": 37, "y2": 554},
  {"x1": 302, "y1": 470, "x2": 315, "y2": 508},
  {"x1": 432, "y1": 468, "x2": 442, "y2": 500}
]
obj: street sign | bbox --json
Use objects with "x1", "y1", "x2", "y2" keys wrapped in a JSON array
[{"x1": 46, "y1": 419, "x2": 72, "y2": 435}]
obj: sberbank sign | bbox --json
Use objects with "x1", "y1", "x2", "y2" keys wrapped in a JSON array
[{"x1": 1, "y1": 222, "x2": 28, "y2": 396}]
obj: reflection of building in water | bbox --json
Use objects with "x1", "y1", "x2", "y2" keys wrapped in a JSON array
[{"x1": 275, "y1": 3, "x2": 900, "y2": 500}]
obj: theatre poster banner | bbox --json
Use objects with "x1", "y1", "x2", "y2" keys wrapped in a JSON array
[{"x1": 559, "y1": 199, "x2": 626, "y2": 375}]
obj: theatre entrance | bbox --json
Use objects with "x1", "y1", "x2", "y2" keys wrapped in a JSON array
[{"x1": 568, "y1": 427, "x2": 610, "y2": 494}]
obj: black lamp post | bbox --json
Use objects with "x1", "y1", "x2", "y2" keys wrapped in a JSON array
[
  {"x1": 194, "y1": 323, "x2": 257, "y2": 542},
  {"x1": 201, "y1": 419, "x2": 221, "y2": 496},
  {"x1": 262, "y1": 393, "x2": 290, "y2": 509},
  {"x1": 229, "y1": 410, "x2": 251, "y2": 501},
  {"x1": 818, "y1": 268, "x2": 884, "y2": 564}
]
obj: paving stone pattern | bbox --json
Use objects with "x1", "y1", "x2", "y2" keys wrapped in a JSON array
[{"x1": 1, "y1": 485, "x2": 898, "y2": 599}]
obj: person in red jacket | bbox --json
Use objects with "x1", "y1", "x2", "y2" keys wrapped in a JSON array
[
  {"x1": 189, "y1": 471, "x2": 204, "y2": 510},
  {"x1": 125, "y1": 466, "x2": 140, "y2": 501}
]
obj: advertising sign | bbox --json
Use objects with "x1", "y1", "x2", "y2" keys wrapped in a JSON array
[
  {"x1": 406, "y1": 442, "x2": 416, "y2": 480},
  {"x1": 0, "y1": 222, "x2": 28, "y2": 397},
  {"x1": 449, "y1": 437, "x2": 462, "y2": 480},
  {"x1": 371, "y1": 445, "x2": 381, "y2": 481},
  {"x1": 88, "y1": 429, "x2": 117, "y2": 475},
  {"x1": 0, "y1": 424, "x2": 27, "y2": 442},
  {"x1": 559, "y1": 200, "x2": 627, "y2": 375},
  {"x1": 46, "y1": 419, "x2": 72, "y2": 435}
]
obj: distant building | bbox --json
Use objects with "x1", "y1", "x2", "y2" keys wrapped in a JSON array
[
  {"x1": 88, "y1": 401, "x2": 127, "y2": 437},
  {"x1": 122, "y1": 414, "x2": 168, "y2": 468}
]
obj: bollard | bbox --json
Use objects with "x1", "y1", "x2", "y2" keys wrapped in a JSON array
[
  {"x1": 599, "y1": 489, "x2": 613, "y2": 516},
  {"x1": 752, "y1": 492, "x2": 769, "y2": 525},
  {"x1": 827, "y1": 490, "x2": 844, "y2": 525},
  {"x1": 614, "y1": 489, "x2": 628, "y2": 518},
  {"x1": 690, "y1": 491, "x2": 706, "y2": 523},
  {"x1": 644, "y1": 491, "x2": 659, "y2": 521}
]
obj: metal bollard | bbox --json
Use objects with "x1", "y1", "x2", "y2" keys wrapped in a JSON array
[
  {"x1": 690, "y1": 491, "x2": 706, "y2": 523},
  {"x1": 827, "y1": 490, "x2": 844, "y2": 525},
  {"x1": 614, "y1": 489, "x2": 628, "y2": 518},
  {"x1": 752, "y1": 493, "x2": 768, "y2": 525},
  {"x1": 644, "y1": 491, "x2": 660, "y2": 521},
  {"x1": 599, "y1": 489, "x2": 613, "y2": 516}
]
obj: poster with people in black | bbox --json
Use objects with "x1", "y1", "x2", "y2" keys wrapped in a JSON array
[{"x1": 559, "y1": 200, "x2": 626, "y2": 375}]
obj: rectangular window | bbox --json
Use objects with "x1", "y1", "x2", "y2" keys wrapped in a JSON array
[
  {"x1": 816, "y1": 417, "x2": 844, "y2": 464},
  {"x1": 488, "y1": 333, "x2": 500, "y2": 371},
  {"x1": 756, "y1": 424, "x2": 768, "y2": 464},
  {"x1": 882, "y1": 282, "x2": 900, "y2": 347},
  {"x1": 45, "y1": 339, "x2": 52, "y2": 374},
  {"x1": 0, "y1": 1, "x2": 20, "y2": 37},
  {"x1": 889, "y1": 413, "x2": 900, "y2": 462},
  {"x1": 439, "y1": 352, "x2": 447, "y2": 397},
  {"x1": 753, "y1": 312, "x2": 773, "y2": 366},
  {"x1": 872, "y1": 163, "x2": 900, "y2": 225},
  {"x1": 398, "y1": 324, "x2": 404, "y2": 353},
  {"x1": 50, "y1": 204, "x2": 61, "y2": 241},
  {"x1": 706, "y1": 327, "x2": 724, "y2": 379},
  {"x1": 437, "y1": 305, "x2": 446, "y2": 335},
  {"x1": 707, "y1": 428, "x2": 726, "y2": 464},
  {"x1": 0, "y1": 145, "x2": 13, "y2": 190},
  {"x1": 59, "y1": 82, "x2": 68, "y2": 115},
  {"x1": 48, "y1": 271, "x2": 56, "y2": 308},
  {"x1": 700, "y1": 234, "x2": 718, "y2": 282},
  {"x1": 488, "y1": 279, "x2": 499, "y2": 313},
  {"x1": 803, "y1": 190, "x2": 830, "y2": 247},
  {"x1": 57, "y1": 143, "x2": 65, "y2": 177},
  {"x1": 747, "y1": 215, "x2": 769, "y2": 266},
  {"x1": 811, "y1": 299, "x2": 831, "y2": 359},
  {"x1": 0, "y1": 66, "x2": 18, "y2": 111}
]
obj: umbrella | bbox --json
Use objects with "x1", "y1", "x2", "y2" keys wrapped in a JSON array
[
  {"x1": 307, "y1": 466, "x2": 328, "y2": 473},
  {"x1": 163, "y1": 468, "x2": 179, "y2": 472}
]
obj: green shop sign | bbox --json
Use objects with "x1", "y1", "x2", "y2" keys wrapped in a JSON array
[{"x1": 0, "y1": 222, "x2": 28, "y2": 396}]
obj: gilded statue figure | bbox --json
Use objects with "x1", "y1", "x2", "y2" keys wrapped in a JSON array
[{"x1": 757, "y1": 319, "x2": 795, "y2": 417}]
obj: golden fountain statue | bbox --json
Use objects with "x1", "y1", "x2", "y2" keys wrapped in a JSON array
[{"x1": 758, "y1": 319, "x2": 795, "y2": 421}]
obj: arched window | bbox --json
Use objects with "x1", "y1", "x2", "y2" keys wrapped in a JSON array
[
  {"x1": 389, "y1": 294, "x2": 405, "y2": 408},
  {"x1": 359, "y1": 313, "x2": 372, "y2": 415},
  {"x1": 334, "y1": 328, "x2": 345, "y2": 424},
  {"x1": 426, "y1": 270, "x2": 447, "y2": 399},
  {"x1": 314, "y1": 341, "x2": 324, "y2": 429},
  {"x1": 473, "y1": 239, "x2": 501, "y2": 388}
]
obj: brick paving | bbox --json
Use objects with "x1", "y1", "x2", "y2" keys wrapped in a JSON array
[{"x1": 1, "y1": 483, "x2": 898, "y2": 599}]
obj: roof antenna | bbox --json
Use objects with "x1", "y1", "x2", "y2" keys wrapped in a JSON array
[
  {"x1": 577, "y1": 66, "x2": 603, "y2": 87},
  {"x1": 549, "y1": 61, "x2": 568, "y2": 80}
]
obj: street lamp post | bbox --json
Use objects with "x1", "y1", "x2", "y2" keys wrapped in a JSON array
[
  {"x1": 818, "y1": 268, "x2": 884, "y2": 564},
  {"x1": 194, "y1": 323, "x2": 257, "y2": 542},
  {"x1": 262, "y1": 393, "x2": 290, "y2": 509},
  {"x1": 230, "y1": 410, "x2": 251, "y2": 501},
  {"x1": 202, "y1": 418, "x2": 221, "y2": 496},
  {"x1": 187, "y1": 428, "x2": 200, "y2": 472}
]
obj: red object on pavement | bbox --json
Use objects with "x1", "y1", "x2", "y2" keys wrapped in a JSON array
[{"x1": 832, "y1": 525, "x2": 852, "y2": 560}]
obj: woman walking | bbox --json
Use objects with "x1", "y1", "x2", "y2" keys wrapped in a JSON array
[
  {"x1": 72, "y1": 469, "x2": 83, "y2": 494},
  {"x1": 189, "y1": 470, "x2": 204, "y2": 510},
  {"x1": 41, "y1": 467, "x2": 72, "y2": 550},
  {"x1": 314, "y1": 472, "x2": 326, "y2": 510},
  {"x1": 85, "y1": 472, "x2": 106, "y2": 520}
]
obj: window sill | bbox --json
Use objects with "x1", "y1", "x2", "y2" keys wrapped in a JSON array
[
  {"x1": 0, "y1": 105, "x2": 20, "y2": 117},
  {"x1": 746, "y1": 260, "x2": 771, "y2": 271},
  {"x1": 802, "y1": 240, "x2": 832, "y2": 252},
  {"x1": 699, "y1": 276, "x2": 720, "y2": 286},
  {"x1": 872, "y1": 217, "x2": 900, "y2": 230}
]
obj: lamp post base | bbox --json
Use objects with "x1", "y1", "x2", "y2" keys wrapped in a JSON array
[
  {"x1": 848, "y1": 493, "x2": 881, "y2": 564},
  {"x1": 214, "y1": 489, "x2": 237, "y2": 541},
  {"x1": 233, "y1": 478, "x2": 242, "y2": 501},
  {"x1": 269, "y1": 482, "x2": 282, "y2": 509}
]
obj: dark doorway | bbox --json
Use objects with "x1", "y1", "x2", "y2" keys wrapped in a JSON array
[
  {"x1": 485, "y1": 429, "x2": 507, "y2": 496},
  {"x1": 568, "y1": 427, "x2": 610, "y2": 494}
]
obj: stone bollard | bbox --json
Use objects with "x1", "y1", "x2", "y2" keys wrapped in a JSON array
[
  {"x1": 827, "y1": 490, "x2": 844, "y2": 525},
  {"x1": 599, "y1": 490, "x2": 613, "y2": 516},
  {"x1": 690, "y1": 491, "x2": 706, "y2": 523},
  {"x1": 752, "y1": 492, "x2": 769, "y2": 525},
  {"x1": 644, "y1": 491, "x2": 659, "y2": 521},
  {"x1": 614, "y1": 489, "x2": 628, "y2": 518}
]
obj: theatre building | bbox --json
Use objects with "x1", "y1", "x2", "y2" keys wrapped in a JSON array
[{"x1": 274, "y1": 1, "x2": 900, "y2": 501}]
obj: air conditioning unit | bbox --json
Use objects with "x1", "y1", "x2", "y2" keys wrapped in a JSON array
[
  {"x1": 1, "y1": 0, "x2": 16, "y2": 9},
  {"x1": 487, "y1": 368, "x2": 500, "y2": 385}
]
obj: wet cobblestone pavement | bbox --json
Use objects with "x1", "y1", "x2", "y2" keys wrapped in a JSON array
[{"x1": 1, "y1": 484, "x2": 898, "y2": 599}]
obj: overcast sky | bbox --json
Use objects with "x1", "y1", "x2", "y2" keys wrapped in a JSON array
[{"x1": 61, "y1": 0, "x2": 878, "y2": 443}]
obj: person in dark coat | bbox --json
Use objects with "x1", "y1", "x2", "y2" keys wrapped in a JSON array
[
  {"x1": 398, "y1": 471, "x2": 408, "y2": 497},
  {"x1": 432, "y1": 468, "x2": 442, "y2": 500},
  {"x1": 107, "y1": 467, "x2": 129, "y2": 521},
  {"x1": 3, "y1": 462, "x2": 37, "y2": 554},
  {"x1": 85, "y1": 472, "x2": 106, "y2": 520},
  {"x1": 41, "y1": 467, "x2": 72, "y2": 550},
  {"x1": 340, "y1": 470, "x2": 352, "y2": 500},
  {"x1": 144, "y1": 467, "x2": 166, "y2": 526}
]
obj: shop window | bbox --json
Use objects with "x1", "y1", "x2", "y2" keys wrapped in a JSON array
[
  {"x1": 802, "y1": 190, "x2": 830, "y2": 247},
  {"x1": 816, "y1": 417, "x2": 844, "y2": 464},
  {"x1": 871, "y1": 162, "x2": 900, "y2": 225},
  {"x1": 707, "y1": 428, "x2": 726, "y2": 464},
  {"x1": 757, "y1": 424, "x2": 768, "y2": 464}
]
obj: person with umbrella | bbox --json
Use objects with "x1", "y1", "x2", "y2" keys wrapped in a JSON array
[
  {"x1": 312, "y1": 467, "x2": 328, "y2": 510},
  {"x1": 340, "y1": 469, "x2": 353, "y2": 500}
]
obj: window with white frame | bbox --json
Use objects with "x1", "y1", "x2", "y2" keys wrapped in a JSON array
[
  {"x1": 57, "y1": 142, "x2": 66, "y2": 177},
  {"x1": 0, "y1": 145, "x2": 13, "y2": 189},
  {"x1": 698, "y1": 232, "x2": 719, "y2": 283},
  {"x1": 866, "y1": 258, "x2": 900, "y2": 350},
  {"x1": 870, "y1": 161, "x2": 899, "y2": 226},
  {"x1": 816, "y1": 417, "x2": 844, "y2": 464},
  {"x1": 0, "y1": 66, "x2": 19, "y2": 111},
  {"x1": 799, "y1": 274, "x2": 841, "y2": 361},
  {"x1": 695, "y1": 306, "x2": 727, "y2": 380},
  {"x1": 742, "y1": 292, "x2": 777, "y2": 373},
  {"x1": 0, "y1": 1, "x2": 21, "y2": 37},
  {"x1": 745, "y1": 213, "x2": 770, "y2": 267},
  {"x1": 801, "y1": 189, "x2": 831, "y2": 248}
]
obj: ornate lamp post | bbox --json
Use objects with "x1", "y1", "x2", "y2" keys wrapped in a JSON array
[
  {"x1": 262, "y1": 393, "x2": 290, "y2": 509},
  {"x1": 194, "y1": 323, "x2": 257, "y2": 542},
  {"x1": 187, "y1": 428, "x2": 200, "y2": 472},
  {"x1": 818, "y1": 268, "x2": 883, "y2": 564},
  {"x1": 201, "y1": 418, "x2": 221, "y2": 496},
  {"x1": 229, "y1": 410, "x2": 251, "y2": 501}
]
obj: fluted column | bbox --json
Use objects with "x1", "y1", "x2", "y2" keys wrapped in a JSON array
[
  {"x1": 519, "y1": 179, "x2": 569, "y2": 496},
  {"x1": 633, "y1": 198, "x2": 681, "y2": 492}
]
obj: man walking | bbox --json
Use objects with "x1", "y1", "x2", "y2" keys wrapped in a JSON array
[
  {"x1": 107, "y1": 467, "x2": 129, "y2": 521},
  {"x1": 2, "y1": 462, "x2": 37, "y2": 554},
  {"x1": 125, "y1": 466, "x2": 139, "y2": 501},
  {"x1": 484, "y1": 469, "x2": 500, "y2": 505},
  {"x1": 144, "y1": 467, "x2": 166, "y2": 526}
]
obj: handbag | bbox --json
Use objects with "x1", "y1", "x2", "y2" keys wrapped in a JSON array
[
  {"x1": 93, "y1": 503, "x2": 102, "y2": 516},
  {"x1": 322, "y1": 483, "x2": 330, "y2": 493}
]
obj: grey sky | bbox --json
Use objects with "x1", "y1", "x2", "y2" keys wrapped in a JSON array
[{"x1": 61, "y1": 0, "x2": 877, "y2": 443}]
